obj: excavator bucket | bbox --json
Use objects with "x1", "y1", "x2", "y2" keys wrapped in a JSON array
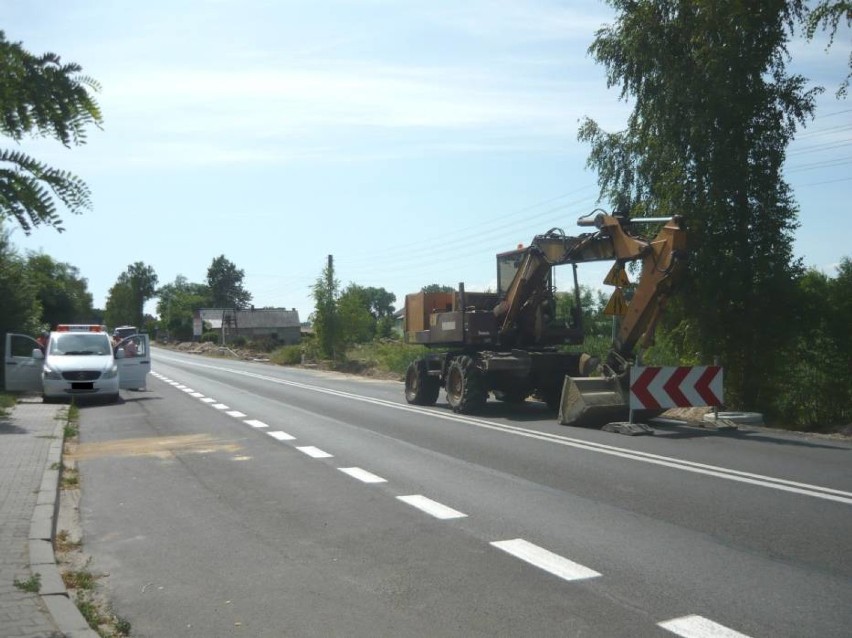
[{"x1": 558, "y1": 376, "x2": 629, "y2": 427}]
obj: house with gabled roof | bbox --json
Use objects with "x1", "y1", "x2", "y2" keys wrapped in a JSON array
[{"x1": 195, "y1": 307, "x2": 301, "y2": 344}]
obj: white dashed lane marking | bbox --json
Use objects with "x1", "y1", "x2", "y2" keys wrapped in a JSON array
[
  {"x1": 658, "y1": 615, "x2": 752, "y2": 638},
  {"x1": 338, "y1": 467, "x2": 387, "y2": 484},
  {"x1": 397, "y1": 495, "x2": 467, "y2": 520},
  {"x1": 267, "y1": 431, "x2": 296, "y2": 441},
  {"x1": 490, "y1": 539, "x2": 600, "y2": 582},
  {"x1": 149, "y1": 367, "x2": 766, "y2": 636},
  {"x1": 297, "y1": 446, "x2": 333, "y2": 459}
]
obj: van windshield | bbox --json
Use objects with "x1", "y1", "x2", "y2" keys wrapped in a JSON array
[{"x1": 50, "y1": 333, "x2": 112, "y2": 356}]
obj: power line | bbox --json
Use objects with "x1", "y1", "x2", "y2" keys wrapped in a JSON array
[
  {"x1": 788, "y1": 139, "x2": 852, "y2": 156},
  {"x1": 795, "y1": 175, "x2": 852, "y2": 188},
  {"x1": 786, "y1": 157, "x2": 852, "y2": 172}
]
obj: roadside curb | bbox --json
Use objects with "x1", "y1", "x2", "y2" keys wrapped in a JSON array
[{"x1": 28, "y1": 416, "x2": 99, "y2": 638}]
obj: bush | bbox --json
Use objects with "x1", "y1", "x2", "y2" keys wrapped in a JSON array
[
  {"x1": 270, "y1": 345, "x2": 303, "y2": 366},
  {"x1": 346, "y1": 340, "x2": 427, "y2": 376},
  {"x1": 229, "y1": 336, "x2": 247, "y2": 348},
  {"x1": 245, "y1": 335, "x2": 281, "y2": 352},
  {"x1": 200, "y1": 331, "x2": 219, "y2": 344}
]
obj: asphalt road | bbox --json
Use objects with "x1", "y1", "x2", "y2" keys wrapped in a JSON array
[{"x1": 71, "y1": 347, "x2": 852, "y2": 637}]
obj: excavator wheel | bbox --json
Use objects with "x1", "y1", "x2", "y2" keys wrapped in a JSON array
[
  {"x1": 404, "y1": 359, "x2": 440, "y2": 405},
  {"x1": 445, "y1": 355, "x2": 487, "y2": 414}
]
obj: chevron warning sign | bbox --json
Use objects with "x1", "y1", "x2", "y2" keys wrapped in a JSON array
[{"x1": 629, "y1": 366, "x2": 723, "y2": 410}]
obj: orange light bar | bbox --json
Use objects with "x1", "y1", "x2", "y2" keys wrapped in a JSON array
[{"x1": 56, "y1": 324, "x2": 106, "y2": 332}]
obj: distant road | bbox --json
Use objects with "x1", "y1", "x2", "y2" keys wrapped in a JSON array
[{"x1": 73, "y1": 346, "x2": 852, "y2": 637}]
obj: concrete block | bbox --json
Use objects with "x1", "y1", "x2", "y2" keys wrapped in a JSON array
[
  {"x1": 41, "y1": 593, "x2": 99, "y2": 636},
  {"x1": 29, "y1": 539, "x2": 56, "y2": 566},
  {"x1": 34, "y1": 562, "x2": 66, "y2": 596},
  {"x1": 29, "y1": 503, "x2": 56, "y2": 540}
]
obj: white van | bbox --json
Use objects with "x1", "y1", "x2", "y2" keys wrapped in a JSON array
[{"x1": 4, "y1": 325, "x2": 150, "y2": 403}]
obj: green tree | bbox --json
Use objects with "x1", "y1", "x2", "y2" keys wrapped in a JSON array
[
  {"x1": 207, "y1": 255, "x2": 252, "y2": 309},
  {"x1": 311, "y1": 257, "x2": 340, "y2": 359},
  {"x1": 361, "y1": 286, "x2": 397, "y2": 338},
  {"x1": 773, "y1": 260, "x2": 852, "y2": 428},
  {"x1": 578, "y1": 0, "x2": 818, "y2": 410},
  {"x1": 156, "y1": 275, "x2": 212, "y2": 341},
  {"x1": 26, "y1": 252, "x2": 93, "y2": 327},
  {"x1": 0, "y1": 222, "x2": 40, "y2": 385},
  {"x1": 555, "y1": 285, "x2": 610, "y2": 338},
  {"x1": 104, "y1": 262, "x2": 158, "y2": 328},
  {"x1": 421, "y1": 284, "x2": 454, "y2": 293},
  {"x1": 338, "y1": 284, "x2": 376, "y2": 345},
  {"x1": 805, "y1": 1, "x2": 851, "y2": 97},
  {"x1": 0, "y1": 31, "x2": 102, "y2": 233}
]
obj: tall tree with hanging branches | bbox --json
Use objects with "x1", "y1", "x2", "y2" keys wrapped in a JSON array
[
  {"x1": 578, "y1": 1, "x2": 821, "y2": 410},
  {"x1": 0, "y1": 30, "x2": 102, "y2": 233}
]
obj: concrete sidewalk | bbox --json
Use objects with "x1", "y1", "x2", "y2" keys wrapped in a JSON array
[{"x1": 0, "y1": 397, "x2": 97, "y2": 638}]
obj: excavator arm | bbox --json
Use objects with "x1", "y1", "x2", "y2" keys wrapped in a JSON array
[
  {"x1": 491, "y1": 214, "x2": 686, "y2": 360},
  {"x1": 492, "y1": 229, "x2": 586, "y2": 346},
  {"x1": 567, "y1": 213, "x2": 688, "y2": 370},
  {"x1": 558, "y1": 212, "x2": 688, "y2": 427}
]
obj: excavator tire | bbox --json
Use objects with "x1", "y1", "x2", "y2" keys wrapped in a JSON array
[
  {"x1": 404, "y1": 359, "x2": 440, "y2": 405},
  {"x1": 445, "y1": 355, "x2": 487, "y2": 414}
]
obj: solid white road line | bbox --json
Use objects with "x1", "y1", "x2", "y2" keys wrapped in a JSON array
[
  {"x1": 338, "y1": 467, "x2": 387, "y2": 484},
  {"x1": 297, "y1": 446, "x2": 333, "y2": 459},
  {"x1": 226, "y1": 410, "x2": 247, "y2": 418},
  {"x1": 396, "y1": 495, "x2": 467, "y2": 520},
  {"x1": 658, "y1": 615, "x2": 752, "y2": 638},
  {"x1": 244, "y1": 419, "x2": 268, "y2": 428},
  {"x1": 267, "y1": 431, "x2": 296, "y2": 441},
  {"x1": 490, "y1": 539, "x2": 601, "y2": 582},
  {"x1": 200, "y1": 397, "x2": 216, "y2": 403}
]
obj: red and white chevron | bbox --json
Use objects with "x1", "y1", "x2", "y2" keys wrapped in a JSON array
[{"x1": 629, "y1": 366, "x2": 723, "y2": 410}]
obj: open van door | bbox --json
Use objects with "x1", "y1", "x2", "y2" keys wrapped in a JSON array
[
  {"x1": 116, "y1": 334, "x2": 151, "y2": 390},
  {"x1": 4, "y1": 333, "x2": 43, "y2": 392}
]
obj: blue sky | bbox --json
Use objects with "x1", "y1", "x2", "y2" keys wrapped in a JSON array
[{"x1": 5, "y1": 0, "x2": 850, "y2": 322}]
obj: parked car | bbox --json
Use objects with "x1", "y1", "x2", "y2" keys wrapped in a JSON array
[{"x1": 4, "y1": 325, "x2": 150, "y2": 402}]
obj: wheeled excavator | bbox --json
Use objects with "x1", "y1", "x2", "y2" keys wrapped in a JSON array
[{"x1": 402, "y1": 210, "x2": 688, "y2": 427}]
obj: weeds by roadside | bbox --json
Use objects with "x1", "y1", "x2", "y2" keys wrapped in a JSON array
[
  {"x1": 0, "y1": 393, "x2": 16, "y2": 418},
  {"x1": 56, "y1": 401, "x2": 131, "y2": 637},
  {"x1": 55, "y1": 529, "x2": 81, "y2": 552},
  {"x1": 13, "y1": 573, "x2": 41, "y2": 593}
]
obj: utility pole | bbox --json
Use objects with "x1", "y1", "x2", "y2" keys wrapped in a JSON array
[{"x1": 327, "y1": 254, "x2": 335, "y2": 361}]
